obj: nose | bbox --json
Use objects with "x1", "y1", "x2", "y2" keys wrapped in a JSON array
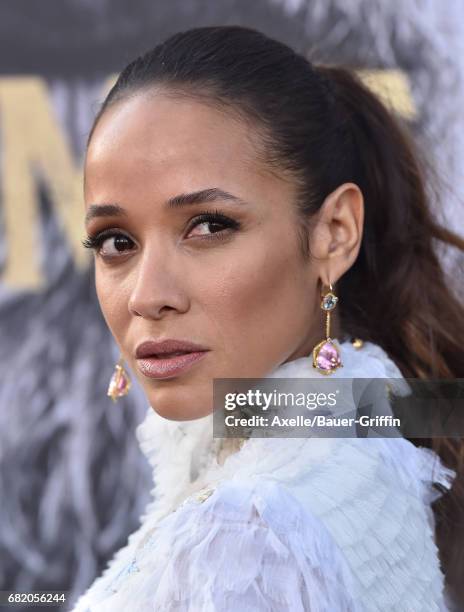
[{"x1": 128, "y1": 243, "x2": 190, "y2": 320}]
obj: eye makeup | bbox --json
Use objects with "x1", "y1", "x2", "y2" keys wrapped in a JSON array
[{"x1": 82, "y1": 209, "x2": 241, "y2": 256}]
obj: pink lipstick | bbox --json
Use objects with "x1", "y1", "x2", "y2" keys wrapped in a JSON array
[{"x1": 135, "y1": 338, "x2": 209, "y2": 379}]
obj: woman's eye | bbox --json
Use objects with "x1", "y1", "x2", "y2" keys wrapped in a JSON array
[
  {"x1": 101, "y1": 235, "x2": 135, "y2": 256},
  {"x1": 81, "y1": 232, "x2": 135, "y2": 258},
  {"x1": 81, "y1": 212, "x2": 240, "y2": 257},
  {"x1": 186, "y1": 212, "x2": 240, "y2": 239},
  {"x1": 188, "y1": 220, "x2": 226, "y2": 237}
]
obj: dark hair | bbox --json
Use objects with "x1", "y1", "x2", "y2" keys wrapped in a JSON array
[{"x1": 87, "y1": 25, "x2": 464, "y2": 604}]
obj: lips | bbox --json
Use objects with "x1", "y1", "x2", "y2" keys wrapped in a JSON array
[
  {"x1": 135, "y1": 338, "x2": 209, "y2": 359},
  {"x1": 135, "y1": 339, "x2": 210, "y2": 379}
]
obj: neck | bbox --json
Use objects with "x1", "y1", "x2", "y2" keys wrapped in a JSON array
[{"x1": 135, "y1": 337, "x2": 405, "y2": 522}]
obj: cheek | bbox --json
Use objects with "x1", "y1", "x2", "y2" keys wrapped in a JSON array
[
  {"x1": 197, "y1": 239, "x2": 312, "y2": 372},
  {"x1": 94, "y1": 267, "x2": 129, "y2": 342}
]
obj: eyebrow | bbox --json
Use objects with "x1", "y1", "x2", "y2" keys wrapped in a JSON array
[{"x1": 84, "y1": 188, "x2": 247, "y2": 225}]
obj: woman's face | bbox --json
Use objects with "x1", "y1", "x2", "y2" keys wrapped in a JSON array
[{"x1": 84, "y1": 89, "x2": 323, "y2": 420}]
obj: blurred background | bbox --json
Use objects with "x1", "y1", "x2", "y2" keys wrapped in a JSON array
[{"x1": 0, "y1": 1, "x2": 463, "y2": 610}]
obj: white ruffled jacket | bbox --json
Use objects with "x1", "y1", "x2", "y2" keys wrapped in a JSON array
[{"x1": 71, "y1": 339, "x2": 456, "y2": 611}]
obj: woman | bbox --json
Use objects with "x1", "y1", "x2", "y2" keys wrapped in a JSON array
[{"x1": 72, "y1": 25, "x2": 464, "y2": 611}]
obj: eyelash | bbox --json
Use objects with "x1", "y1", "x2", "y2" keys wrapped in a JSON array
[{"x1": 81, "y1": 209, "x2": 241, "y2": 255}]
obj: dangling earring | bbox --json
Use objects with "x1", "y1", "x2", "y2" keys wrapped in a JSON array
[
  {"x1": 312, "y1": 283, "x2": 343, "y2": 375},
  {"x1": 107, "y1": 355, "x2": 132, "y2": 402}
]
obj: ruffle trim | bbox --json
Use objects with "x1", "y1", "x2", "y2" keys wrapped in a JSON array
[
  {"x1": 71, "y1": 338, "x2": 457, "y2": 611},
  {"x1": 82, "y1": 478, "x2": 367, "y2": 612},
  {"x1": 135, "y1": 408, "x2": 217, "y2": 523},
  {"x1": 73, "y1": 434, "x2": 456, "y2": 611}
]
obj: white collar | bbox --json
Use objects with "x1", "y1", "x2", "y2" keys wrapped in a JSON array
[{"x1": 134, "y1": 338, "x2": 405, "y2": 523}]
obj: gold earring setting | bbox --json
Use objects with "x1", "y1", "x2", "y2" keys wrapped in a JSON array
[
  {"x1": 107, "y1": 355, "x2": 132, "y2": 402},
  {"x1": 312, "y1": 283, "x2": 343, "y2": 375}
]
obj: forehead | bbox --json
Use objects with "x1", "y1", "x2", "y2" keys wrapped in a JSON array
[{"x1": 84, "y1": 89, "x2": 273, "y2": 204}]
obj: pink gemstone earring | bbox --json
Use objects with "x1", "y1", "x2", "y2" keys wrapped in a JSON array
[
  {"x1": 312, "y1": 283, "x2": 343, "y2": 375},
  {"x1": 107, "y1": 355, "x2": 132, "y2": 402}
]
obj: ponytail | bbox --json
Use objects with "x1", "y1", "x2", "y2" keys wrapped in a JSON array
[{"x1": 317, "y1": 65, "x2": 464, "y2": 605}]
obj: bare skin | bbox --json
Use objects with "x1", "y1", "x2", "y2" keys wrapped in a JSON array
[{"x1": 84, "y1": 89, "x2": 364, "y2": 420}]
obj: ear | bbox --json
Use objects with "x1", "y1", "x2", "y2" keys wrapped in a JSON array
[{"x1": 307, "y1": 182, "x2": 364, "y2": 284}]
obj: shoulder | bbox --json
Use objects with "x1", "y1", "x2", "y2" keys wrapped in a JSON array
[
  {"x1": 71, "y1": 438, "x2": 454, "y2": 612},
  {"x1": 223, "y1": 434, "x2": 455, "y2": 537},
  {"x1": 205, "y1": 435, "x2": 454, "y2": 609},
  {"x1": 92, "y1": 475, "x2": 365, "y2": 611}
]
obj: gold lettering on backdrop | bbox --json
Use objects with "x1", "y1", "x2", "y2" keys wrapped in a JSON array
[
  {"x1": 357, "y1": 69, "x2": 417, "y2": 120},
  {"x1": 0, "y1": 71, "x2": 416, "y2": 289},
  {"x1": 0, "y1": 77, "x2": 88, "y2": 288}
]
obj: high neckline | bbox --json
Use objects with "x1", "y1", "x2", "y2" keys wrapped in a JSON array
[{"x1": 134, "y1": 337, "x2": 406, "y2": 521}]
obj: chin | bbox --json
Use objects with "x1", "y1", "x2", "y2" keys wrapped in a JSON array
[{"x1": 146, "y1": 386, "x2": 213, "y2": 421}]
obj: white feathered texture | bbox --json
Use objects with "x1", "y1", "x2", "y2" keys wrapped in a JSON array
[{"x1": 70, "y1": 339, "x2": 456, "y2": 611}]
